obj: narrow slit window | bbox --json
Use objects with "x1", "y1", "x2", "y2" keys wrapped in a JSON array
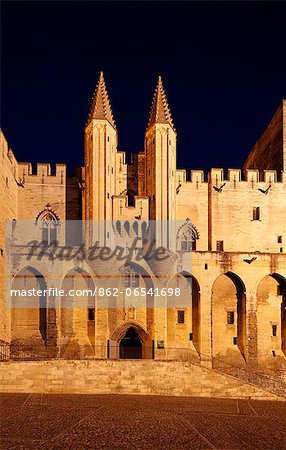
[
  {"x1": 227, "y1": 311, "x2": 235, "y2": 325},
  {"x1": 88, "y1": 308, "x2": 95, "y2": 321},
  {"x1": 177, "y1": 310, "x2": 185, "y2": 324},
  {"x1": 253, "y1": 207, "x2": 260, "y2": 221}
]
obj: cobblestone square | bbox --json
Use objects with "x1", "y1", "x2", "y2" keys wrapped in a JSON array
[{"x1": 1, "y1": 394, "x2": 286, "y2": 449}]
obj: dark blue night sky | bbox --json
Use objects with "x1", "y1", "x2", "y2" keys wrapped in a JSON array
[{"x1": 1, "y1": 2, "x2": 286, "y2": 176}]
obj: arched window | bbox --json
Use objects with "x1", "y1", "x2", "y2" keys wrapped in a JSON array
[
  {"x1": 40, "y1": 213, "x2": 57, "y2": 243},
  {"x1": 133, "y1": 221, "x2": 138, "y2": 236},
  {"x1": 177, "y1": 222, "x2": 199, "y2": 252},
  {"x1": 116, "y1": 220, "x2": 121, "y2": 235},
  {"x1": 124, "y1": 221, "x2": 130, "y2": 236},
  {"x1": 123, "y1": 266, "x2": 139, "y2": 288},
  {"x1": 36, "y1": 204, "x2": 60, "y2": 244},
  {"x1": 141, "y1": 221, "x2": 148, "y2": 238}
]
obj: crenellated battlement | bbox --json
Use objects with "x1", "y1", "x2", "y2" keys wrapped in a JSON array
[
  {"x1": 176, "y1": 170, "x2": 186, "y2": 183},
  {"x1": 190, "y1": 170, "x2": 205, "y2": 184},
  {"x1": 176, "y1": 169, "x2": 207, "y2": 185},
  {"x1": 209, "y1": 168, "x2": 286, "y2": 185},
  {"x1": 175, "y1": 168, "x2": 286, "y2": 196},
  {"x1": 17, "y1": 162, "x2": 66, "y2": 185},
  {"x1": 112, "y1": 195, "x2": 149, "y2": 220}
]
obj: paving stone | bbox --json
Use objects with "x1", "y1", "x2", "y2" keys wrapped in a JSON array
[{"x1": 1, "y1": 394, "x2": 286, "y2": 449}]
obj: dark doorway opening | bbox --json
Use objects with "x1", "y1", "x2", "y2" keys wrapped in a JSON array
[{"x1": 120, "y1": 327, "x2": 142, "y2": 359}]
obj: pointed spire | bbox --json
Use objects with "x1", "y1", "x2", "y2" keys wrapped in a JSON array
[
  {"x1": 146, "y1": 76, "x2": 175, "y2": 132},
  {"x1": 87, "y1": 71, "x2": 116, "y2": 128}
]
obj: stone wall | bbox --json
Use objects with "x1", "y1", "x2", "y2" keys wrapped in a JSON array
[
  {"x1": 17, "y1": 162, "x2": 67, "y2": 223},
  {"x1": 208, "y1": 168, "x2": 286, "y2": 253},
  {"x1": 0, "y1": 360, "x2": 282, "y2": 400},
  {"x1": 176, "y1": 170, "x2": 208, "y2": 251},
  {"x1": 0, "y1": 131, "x2": 18, "y2": 343},
  {"x1": 1, "y1": 98, "x2": 286, "y2": 378}
]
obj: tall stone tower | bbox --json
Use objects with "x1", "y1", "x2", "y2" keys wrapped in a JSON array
[
  {"x1": 84, "y1": 72, "x2": 117, "y2": 246},
  {"x1": 144, "y1": 76, "x2": 177, "y2": 248}
]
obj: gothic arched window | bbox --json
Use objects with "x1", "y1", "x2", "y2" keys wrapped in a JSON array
[
  {"x1": 36, "y1": 205, "x2": 60, "y2": 244},
  {"x1": 116, "y1": 220, "x2": 121, "y2": 235},
  {"x1": 124, "y1": 221, "x2": 130, "y2": 236},
  {"x1": 141, "y1": 221, "x2": 148, "y2": 238},
  {"x1": 177, "y1": 223, "x2": 199, "y2": 252},
  {"x1": 123, "y1": 266, "x2": 140, "y2": 288},
  {"x1": 41, "y1": 213, "x2": 57, "y2": 243}
]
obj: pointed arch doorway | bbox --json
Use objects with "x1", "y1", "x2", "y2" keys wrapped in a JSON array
[
  {"x1": 108, "y1": 321, "x2": 153, "y2": 359},
  {"x1": 119, "y1": 327, "x2": 142, "y2": 359}
]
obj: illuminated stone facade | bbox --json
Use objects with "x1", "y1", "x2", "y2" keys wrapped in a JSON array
[{"x1": 0, "y1": 73, "x2": 285, "y2": 379}]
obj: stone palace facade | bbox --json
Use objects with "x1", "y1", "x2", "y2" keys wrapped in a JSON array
[{"x1": 0, "y1": 73, "x2": 285, "y2": 377}]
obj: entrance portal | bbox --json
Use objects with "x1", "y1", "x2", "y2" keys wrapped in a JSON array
[{"x1": 119, "y1": 327, "x2": 142, "y2": 359}]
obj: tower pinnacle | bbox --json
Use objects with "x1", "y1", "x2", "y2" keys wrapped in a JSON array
[
  {"x1": 87, "y1": 72, "x2": 116, "y2": 128},
  {"x1": 146, "y1": 76, "x2": 175, "y2": 132}
]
